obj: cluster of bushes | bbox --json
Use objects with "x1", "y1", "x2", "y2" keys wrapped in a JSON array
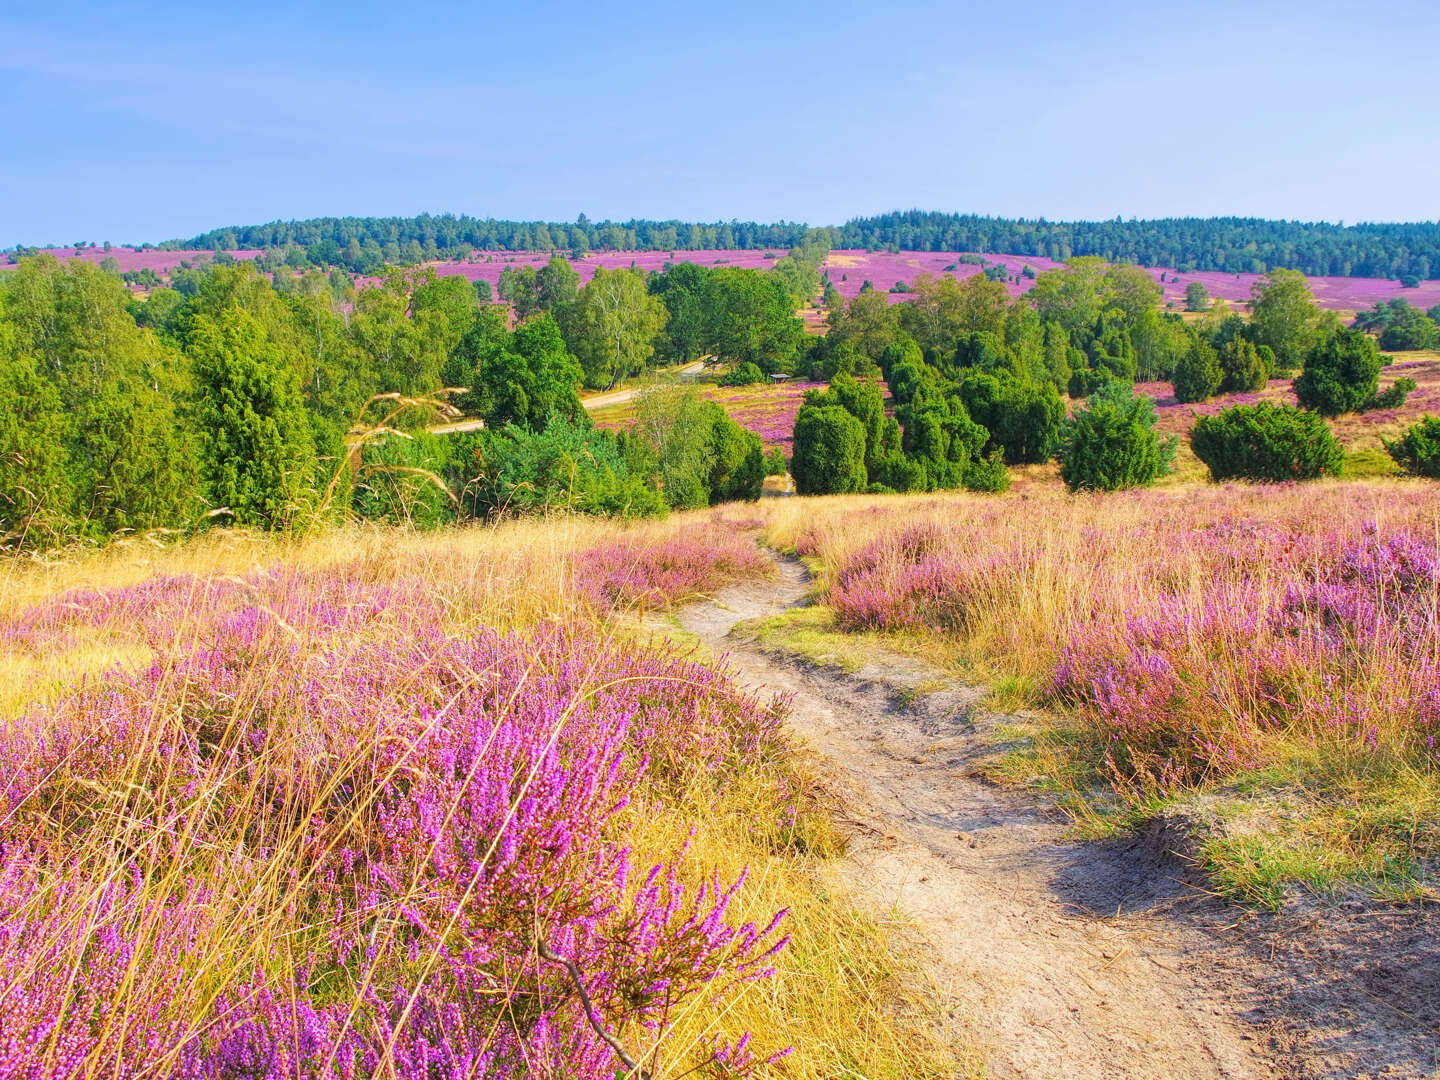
[
  {"x1": 1354, "y1": 297, "x2": 1440, "y2": 351},
  {"x1": 790, "y1": 261, "x2": 1191, "y2": 495},
  {"x1": 1183, "y1": 324, "x2": 1419, "y2": 484}
]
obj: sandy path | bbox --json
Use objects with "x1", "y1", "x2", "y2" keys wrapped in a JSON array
[
  {"x1": 582, "y1": 360, "x2": 705, "y2": 411},
  {"x1": 673, "y1": 556, "x2": 1440, "y2": 1079}
]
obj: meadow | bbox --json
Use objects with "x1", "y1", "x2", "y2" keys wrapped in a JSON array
[
  {"x1": 590, "y1": 380, "x2": 826, "y2": 456},
  {"x1": 0, "y1": 517, "x2": 953, "y2": 1079},
  {"x1": 741, "y1": 483, "x2": 1440, "y2": 908}
]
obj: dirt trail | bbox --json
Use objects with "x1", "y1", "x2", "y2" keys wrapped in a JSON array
[{"x1": 674, "y1": 556, "x2": 1440, "y2": 1080}]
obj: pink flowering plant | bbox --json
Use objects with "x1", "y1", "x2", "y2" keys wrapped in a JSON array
[{"x1": 0, "y1": 536, "x2": 794, "y2": 1077}]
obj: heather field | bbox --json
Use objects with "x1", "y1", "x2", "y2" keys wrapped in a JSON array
[
  {"x1": 1136, "y1": 349, "x2": 1440, "y2": 479},
  {"x1": 745, "y1": 484, "x2": 1440, "y2": 906},
  {"x1": 22, "y1": 245, "x2": 1440, "y2": 315},
  {"x1": 29, "y1": 246, "x2": 264, "y2": 272},
  {"x1": 818, "y1": 249, "x2": 1440, "y2": 313},
  {"x1": 591, "y1": 379, "x2": 826, "y2": 455},
  {"x1": 0, "y1": 516, "x2": 953, "y2": 1080}
]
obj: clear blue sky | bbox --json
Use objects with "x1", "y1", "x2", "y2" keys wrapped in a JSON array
[{"x1": 4, "y1": 0, "x2": 1437, "y2": 246}]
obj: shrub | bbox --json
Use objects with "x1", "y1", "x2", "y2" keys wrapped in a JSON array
[
  {"x1": 1190, "y1": 402, "x2": 1344, "y2": 482},
  {"x1": 763, "y1": 446, "x2": 787, "y2": 476},
  {"x1": 718, "y1": 361, "x2": 765, "y2": 387},
  {"x1": 477, "y1": 416, "x2": 666, "y2": 518},
  {"x1": 1368, "y1": 377, "x2": 1417, "y2": 411},
  {"x1": 1218, "y1": 338, "x2": 1268, "y2": 393},
  {"x1": 707, "y1": 404, "x2": 765, "y2": 502},
  {"x1": 1294, "y1": 328, "x2": 1381, "y2": 416},
  {"x1": 1067, "y1": 367, "x2": 1112, "y2": 399},
  {"x1": 1384, "y1": 415, "x2": 1440, "y2": 477},
  {"x1": 1058, "y1": 383, "x2": 1175, "y2": 492},
  {"x1": 353, "y1": 431, "x2": 458, "y2": 527},
  {"x1": 791, "y1": 405, "x2": 867, "y2": 494},
  {"x1": 189, "y1": 307, "x2": 316, "y2": 529},
  {"x1": 963, "y1": 449, "x2": 1011, "y2": 493},
  {"x1": 957, "y1": 371, "x2": 1065, "y2": 464},
  {"x1": 1171, "y1": 337, "x2": 1222, "y2": 403}
]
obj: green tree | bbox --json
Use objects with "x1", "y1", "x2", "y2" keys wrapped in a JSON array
[
  {"x1": 1217, "y1": 337, "x2": 1268, "y2": 393},
  {"x1": 563, "y1": 266, "x2": 668, "y2": 389},
  {"x1": 0, "y1": 328, "x2": 72, "y2": 547},
  {"x1": 497, "y1": 265, "x2": 541, "y2": 320},
  {"x1": 706, "y1": 268, "x2": 804, "y2": 371},
  {"x1": 957, "y1": 371, "x2": 1065, "y2": 464},
  {"x1": 535, "y1": 256, "x2": 581, "y2": 311},
  {"x1": 189, "y1": 307, "x2": 317, "y2": 528},
  {"x1": 1171, "y1": 334, "x2": 1223, "y2": 403},
  {"x1": 633, "y1": 383, "x2": 715, "y2": 508},
  {"x1": 1058, "y1": 383, "x2": 1175, "y2": 492},
  {"x1": 792, "y1": 405, "x2": 868, "y2": 494},
  {"x1": 1247, "y1": 269, "x2": 1319, "y2": 373},
  {"x1": 1294, "y1": 327, "x2": 1381, "y2": 416},
  {"x1": 1385, "y1": 416, "x2": 1440, "y2": 478},
  {"x1": 706, "y1": 405, "x2": 765, "y2": 502},
  {"x1": 825, "y1": 287, "x2": 897, "y2": 361},
  {"x1": 1184, "y1": 280, "x2": 1210, "y2": 312}
]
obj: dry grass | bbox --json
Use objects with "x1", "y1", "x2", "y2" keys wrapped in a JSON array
[
  {"x1": 742, "y1": 482, "x2": 1440, "y2": 904},
  {"x1": 0, "y1": 510, "x2": 966, "y2": 1078}
]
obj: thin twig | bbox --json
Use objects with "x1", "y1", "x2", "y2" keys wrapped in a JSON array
[{"x1": 537, "y1": 941, "x2": 651, "y2": 1080}]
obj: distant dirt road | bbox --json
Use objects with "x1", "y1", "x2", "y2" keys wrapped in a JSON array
[{"x1": 582, "y1": 360, "x2": 705, "y2": 411}]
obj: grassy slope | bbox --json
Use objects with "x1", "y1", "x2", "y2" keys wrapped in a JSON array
[{"x1": 0, "y1": 516, "x2": 961, "y2": 1078}]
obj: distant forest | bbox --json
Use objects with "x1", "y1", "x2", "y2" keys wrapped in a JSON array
[{"x1": 161, "y1": 211, "x2": 1440, "y2": 281}]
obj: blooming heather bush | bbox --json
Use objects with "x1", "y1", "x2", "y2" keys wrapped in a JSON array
[
  {"x1": 814, "y1": 490, "x2": 1440, "y2": 790},
  {"x1": 0, "y1": 555, "x2": 793, "y2": 1077},
  {"x1": 576, "y1": 523, "x2": 773, "y2": 612}
]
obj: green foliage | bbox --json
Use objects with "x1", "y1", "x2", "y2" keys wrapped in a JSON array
[
  {"x1": 1368, "y1": 377, "x2": 1416, "y2": 410},
  {"x1": 1190, "y1": 402, "x2": 1345, "y2": 482},
  {"x1": 808, "y1": 374, "x2": 886, "y2": 475},
  {"x1": 706, "y1": 404, "x2": 765, "y2": 503},
  {"x1": 455, "y1": 313, "x2": 584, "y2": 430},
  {"x1": 718, "y1": 361, "x2": 765, "y2": 386},
  {"x1": 190, "y1": 307, "x2": 316, "y2": 529},
  {"x1": 1384, "y1": 416, "x2": 1440, "y2": 478},
  {"x1": 704, "y1": 267, "x2": 804, "y2": 372},
  {"x1": 561, "y1": 266, "x2": 669, "y2": 389},
  {"x1": 352, "y1": 432, "x2": 458, "y2": 528},
  {"x1": 792, "y1": 405, "x2": 868, "y2": 495},
  {"x1": 1248, "y1": 269, "x2": 1319, "y2": 373},
  {"x1": 1377, "y1": 303, "x2": 1438, "y2": 351},
  {"x1": 1294, "y1": 328, "x2": 1381, "y2": 416},
  {"x1": 963, "y1": 450, "x2": 1012, "y2": 493},
  {"x1": 476, "y1": 415, "x2": 665, "y2": 518},
  {"x1": 633, "y1": 385, "x2": 714, "y2": 509},
  {"x1": 898, "y1": 395, "x2": 989, "y2": 491},
  {"x1": 1217, "y1": 337, "x2": 1268, "y2": 394},
  {"x1": 956, "y1": 370, "x2": 1064, "y2": 464},
  {"x1": 0, "y1": 333, "x2": 71, "y2": 547},
  {"x1": 1184, "y1": 280, "x2": 1210, "y2": 312},
  {"x1": 1171, "y1": 335, "x2": 1223, "y2": 403},
  {"x1": 1058, "y1": 383, "x2": 1175, "y2": 493}
]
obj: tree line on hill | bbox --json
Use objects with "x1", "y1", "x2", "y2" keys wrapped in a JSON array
[
  {"x1": 172, "y1": 212, "x2": 1440, "y2": 282},
  {"x1": 21, "y1": 211, "x2": 1439, "y2": 283},
  {"x1": 788, "y1": 259, "x2": 1426, "y2": 495},
  {"x1": 0, "y1": 238, "x2": 829, "y2": 550}
]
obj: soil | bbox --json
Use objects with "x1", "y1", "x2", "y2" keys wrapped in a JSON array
[{"x1": 672, "y1": 555, "x2": 1440, "y2": 1080}]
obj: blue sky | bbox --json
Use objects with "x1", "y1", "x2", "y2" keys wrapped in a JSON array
[{"x1": 3, "y1": 0, "x2": 1437, "y2": 245}]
